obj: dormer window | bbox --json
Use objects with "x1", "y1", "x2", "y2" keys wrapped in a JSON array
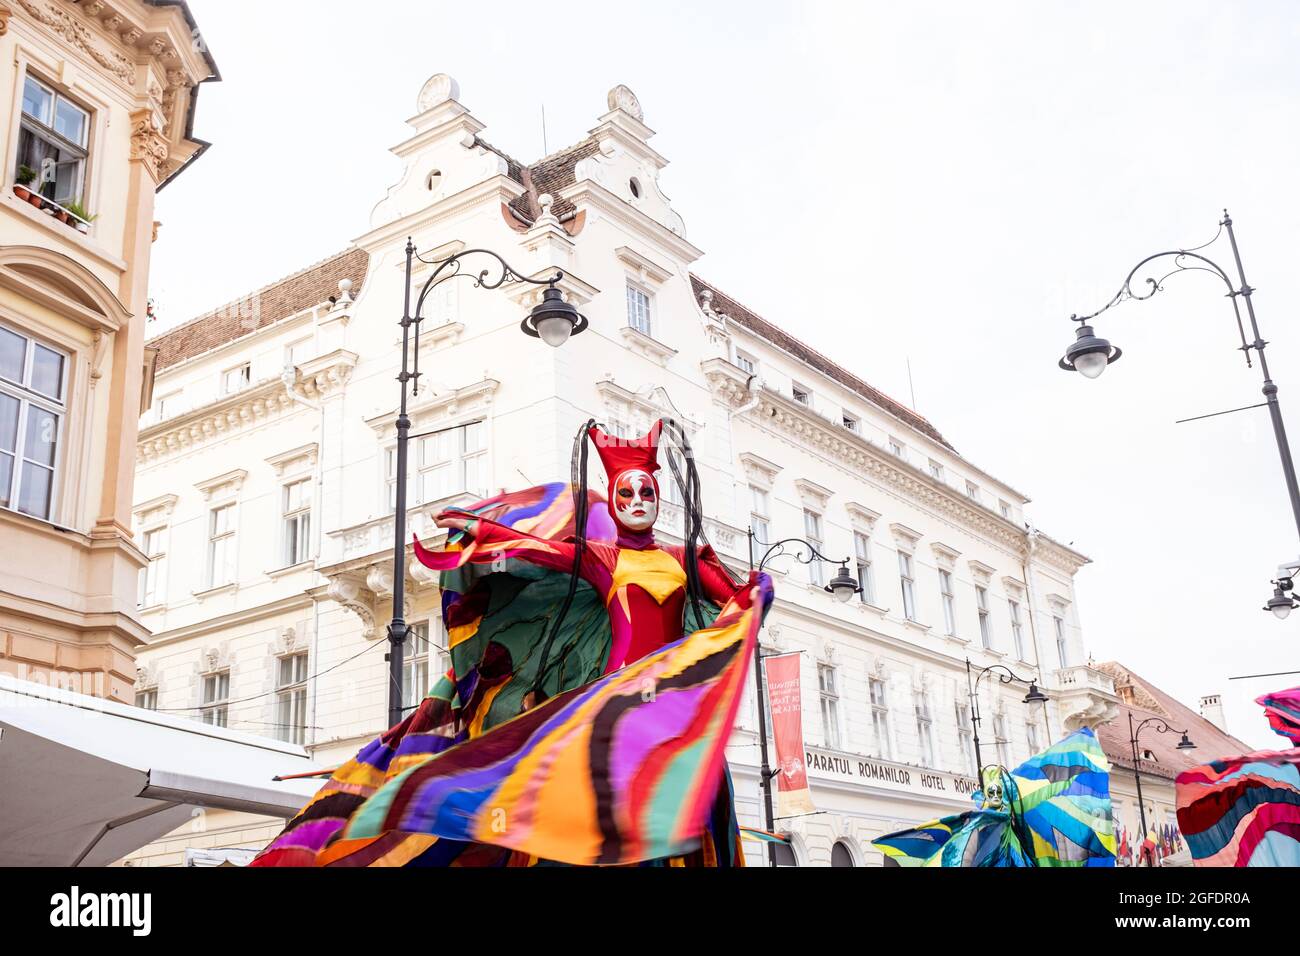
[
  {"x1": 965, "y1": 480, "x2": 980, "y2": 500},
  {"x1": 888, "y1": 438, "x2": 905, "y2": 459},
  {"x1": 792, "y1": 383, "x2": 811, "y2": 406},
  {"x1": 928, "y1": 459, "x2": 944, "y2": 481},
  {"x1": 16, "y1": 74, "x2": 89, "y2": 208},
  {"x1": 222, "y1": 364, "x2": 251, "y2": 395},
  {"x1": 625, "y1": 284, "x2": 652, "y2": 337},
  {"x1": 842, "y1": 412, "x2": 858, "y2": 433}
]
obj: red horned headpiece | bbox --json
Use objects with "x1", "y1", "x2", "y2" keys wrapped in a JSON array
[{"x1": 588, "y1": 419, "x2": 663, "y2": 532}]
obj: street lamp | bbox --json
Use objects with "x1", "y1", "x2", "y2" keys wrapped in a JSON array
[
  {"x1": 1127, "y1": 712, "x2": 1195, "y2": 866},
  {"x1": 745, "y1": 529, "x2": 860, "y2": 865},
  {"x1": 385, "y1": 241, "x2": 589, "y2": 727},
  {"x1": 1057, "y1": 211, "x2": 1300, "y2": 617},
  {"x1": 964, "y1": 658, "x2": 1048, "y2": 781}
]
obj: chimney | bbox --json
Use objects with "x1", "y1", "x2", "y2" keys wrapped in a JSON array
[{"x1": 1199, "y1": 694, "x2": 1226, "y2": 733}]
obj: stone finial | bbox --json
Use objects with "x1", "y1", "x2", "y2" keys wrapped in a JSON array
[
  {"x1": 535, "y1": 192, "x2": 558, "y2": 226},
  {"x1": 336, "y1": 277, "x2": 354, "y2": 305},
  {"x1": 417, "y1": 73, "x2": 461, "y2": 112},
  {"x1": 606, "y1": 84, "x2": 643, "y2": 122}
]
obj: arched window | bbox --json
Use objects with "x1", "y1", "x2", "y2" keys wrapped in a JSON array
[
  {"x1": 773, "y1": 842, "x2": 797, "y2": 867},
  {"x1": 831, "y1": 841, "x2": 855, "y2": 867}
]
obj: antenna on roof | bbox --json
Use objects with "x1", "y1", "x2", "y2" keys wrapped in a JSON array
[
  {"x1": 541, "y1": 103, "x2": 549, "y2": 156},
  {"x1": 907, "y1": 357, "x2": 917, "y2": 411}
]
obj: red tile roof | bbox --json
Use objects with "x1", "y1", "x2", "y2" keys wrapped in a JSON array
[
  {"x1": 690, "y1": 275, "x2": 955, "y2": 451},
  {"x1": 148, "y1": 247, "x2": 369, "y2": 371},
  {"x1": 1092, "y1": 661, "x2": 1253, "y2": 782}
]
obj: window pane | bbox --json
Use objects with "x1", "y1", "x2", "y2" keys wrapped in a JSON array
[
  {"x1": 0, "y1": 452, "x2": 13, "y2": 508},
  {"x1": 0, "y1": 393, "x2": 18, "y2": 452},
  {"x1": 31, "y1": 345, "x2": 63, "y2": 400},
  {"x1": 18, "y1": 463, "x2": 52, "y2": 517},
  {"x1": 23, "y1": 407, "x2": 56, "y2": 465},
  {"x1": 22, "y1": 77, "x2": 52, "y2": 124},
  {"x1": 0, "y1": 327, "x2": 25, "y2": 383},
  {"x1": 53, "y1": 97, "x2": 88, "y2": 146}
]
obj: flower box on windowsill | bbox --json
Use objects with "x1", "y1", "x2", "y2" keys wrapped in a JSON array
[{"x1": 17, "y1": 189, "x2": 91, "y2": 233}]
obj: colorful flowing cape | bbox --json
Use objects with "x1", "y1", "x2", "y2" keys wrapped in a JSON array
[
  {"x1": 873, "y1": 728, "x2": 1116, "y2": 867},
  {"x1": 1176, "y1": 685, "x2": 1300, "y2": 867},
  {"x1": 1259, "y1": 688, "x2": 1300, "y2": 746},
  {"x1": 252, "y1": 483, "x2": 769, "y2": 867}
]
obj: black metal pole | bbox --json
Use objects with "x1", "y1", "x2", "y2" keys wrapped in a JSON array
[
  {"x1": 1222, "y1": 212, "x2": 1300, "y2": 544},
  {"x1": 1129, "y1": 712, "x2": 1151, "y2": 867},
  {"x1": 386, "y1": 240, "x2": 415, "y2": 728},
  {"x1": 966, "y1": 657, "x2": 985, "y2": 778},
  {"x1": 747, "y1": 526, "x2": 779, "y2": 868}
]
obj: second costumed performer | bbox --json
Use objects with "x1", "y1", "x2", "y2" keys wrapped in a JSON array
[{"x1": 252, "y1": 417, "x2": 773, "y2": 867}]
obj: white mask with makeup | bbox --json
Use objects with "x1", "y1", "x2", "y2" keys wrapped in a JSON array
[{"x1": 613, "y1": 468, "x2": 659, "y2": 532}]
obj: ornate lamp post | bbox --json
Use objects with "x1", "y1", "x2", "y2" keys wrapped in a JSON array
[
  {"x1": 386, "y1": 241, "x2": 588, "y2": 727},
  {"x1": 1057, "y1": 211, "x2": 1300, "y2": 614},
  {"x1": 745, "y1": 529, "x2": 859, "y2": 866},
  {"x1": 1127, "y1": 713, "x2": 1195, "y2": 866},
  {"x1": 964, "y1": 658, "x2": 1048, "y2": 779}
]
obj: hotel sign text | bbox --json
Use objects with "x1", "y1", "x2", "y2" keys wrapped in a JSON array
[{"x1": 804, "y1": 748, "x2": 979, "y2": 800}]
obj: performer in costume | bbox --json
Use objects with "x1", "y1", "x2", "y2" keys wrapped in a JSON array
[
  {"x1": 1176, "y1": 687, "x2": 1300, "y2": 866},
  {"x1": 873, "y1": 728, "x2": 1116, "y2": 867},
  {"x1": 252, "y1": 418, "x2": 772, "y2": 867}
]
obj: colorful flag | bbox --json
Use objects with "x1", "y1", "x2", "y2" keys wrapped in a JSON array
[{"x1": 763, "y1": 651, "x2": 815, "y2": 818}]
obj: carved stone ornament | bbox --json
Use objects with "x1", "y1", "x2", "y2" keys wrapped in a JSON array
[
  {"x1": 606, "y1": 84, "x2": 644, "y2": 122},
  {"x1": 417, "y1": 72, "x2": 460, "y2": 112},
  {"x1": 15, "y1": 0, "x2": 136, "y2": 84},
  {"x1": 0, "y1": 4, "x2": 11, "y2": 35},
  {"x1": 129, "y1": 109, "x2": 170, "y2": 182}
]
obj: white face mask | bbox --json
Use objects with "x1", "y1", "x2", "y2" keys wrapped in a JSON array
[{"x1": 613, "y1": 468, "x2": 658, "y2": 532}]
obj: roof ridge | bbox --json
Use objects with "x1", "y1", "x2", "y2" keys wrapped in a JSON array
[
  {"x1": 148, "y1": 246, "x2": 361, "y2": 346},
  {"x1": 525, "y1": 135, "x2": 599, "y2": 169}
]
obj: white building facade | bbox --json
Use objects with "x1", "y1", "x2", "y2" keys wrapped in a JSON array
[{"x1": 123, "y1": 75, "x2": 1119, "y2": 867}]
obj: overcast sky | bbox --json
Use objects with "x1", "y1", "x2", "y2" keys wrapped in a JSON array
[{"x1": 151, "y1": 1, "x2": 1300, "y2": 750}]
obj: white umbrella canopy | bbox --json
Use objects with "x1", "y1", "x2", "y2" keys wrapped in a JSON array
[{"x1": 0, "y1": 676, "x2": 323, "y2": 866}]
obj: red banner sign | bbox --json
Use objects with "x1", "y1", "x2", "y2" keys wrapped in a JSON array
[{"x1": 763, "y1": 652, "x2": 815, "y2": 817}]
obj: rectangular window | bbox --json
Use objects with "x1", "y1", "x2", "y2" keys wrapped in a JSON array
[
  {"x1": 804, "y1": 509, "x2": 825, "y2": 586},
  {"x1": 222, "y1": 364, "x2": 250, "y2": 395},
  {"x1": 135, "y1": 688, "x2": 158, "y2": 711},
  {"x1": 284, "y1": 337, "x2": 312, "y2": 370},
  {"x1": 888, "y1": 438, "x2": 905, "y2": 459},
  {"x1": 625, "y1": 284, "x2": 652, "y2": 336},
  {"x1": 994, "y1": 713, "x2": 1010, "y2": 768},
  {"x1": 898, "y1": 551, "x2": 917, "y2": 621},
  {"x1": 282, "y1": 478, "x2": 312, "y2": 567},
  {"x1": 749, "y1": 485, "x2": 770, "y2": 566},
  {"x1": 412, "y1": 420, "x2": 486, "y2": 506},
  {"x1": 928, "y1": 459, "x2": 944, "y2": 481},
  {"x1": 869, "y1": 678, "x2": 892, "y2": 759},
  {"x1": 792, "y1": 383, "x2": 810, "y2": 406},
  {"x1": 999, "y1": 499, "x2": 1012, "y2": 519},
  {"x1": 137, "y1": 526, "x2": 168, "y2": 607},
  {"x1": 939, "y1": 569, "x2": 957, "y2": 636},
  {"x1": 735, "y1": 351, "x2": 756, "y2": 375},
  {"x1": 956, "y1": 702, "x2": 976, "y2": 775},
  {"x1": 1008, "y1": 598, "x2": 1025, "y2": 659},
  {"x1": 976, "y1": 586, "x2": 992, "y2": 649},
  {"x1": 1054, "y1": 615, "x2": 1069, "y2": 668},
  {"x1": 965, "y1": 480, "x2": 980, "y2": 500},
  {"x1": 275, "y1": 653, "x2": 309, "y2": 744},
  {"x1": 16, "y1": 73, "x2": 89, "y2": 208},
  {"x1": 818, "y1": 664, "x2": 841, "y2": 750},
  {"x1": 1027, "y1": 720, "x2": 1041, "y2": 756},
  {"x1": 842, "y1": 412, "x2": 858, "y2": 433},
  {"x1": 207, "y1": 504, "x2": 237, "y2": 588},
  {"x1": 0, "y1": 324, "x2": 66, "y2": 521},
  {"x1": 915, "y1": 690, "x2": 935, "y2": 767},
  {"x1": 853, "y1": 531, "x2": 874, "y2": 605},
  {"x1": 401, "y1": 621, "x2": 446, "y2": 714},
  {"x1": 155, "y1": 390, "x2": 182, "y2": 421},
  {"x1": 201, "y1": 671, "x2": 230, "y2": 728}
]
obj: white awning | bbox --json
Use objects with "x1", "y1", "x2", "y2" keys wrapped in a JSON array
[{"x1": 0, "y1": 676, "x2": 324, "y2": 866}]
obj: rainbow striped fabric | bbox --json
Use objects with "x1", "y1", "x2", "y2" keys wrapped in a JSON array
[
  {"x1": 1176, "y1": 687, "x2": 1300, "y2": 867},
  {"x1": 251, "y1": 484, "x2": 769, "y2": 867},
  {"x1": 873, "y1": 729, "x2": 1115, "y2": 867}
]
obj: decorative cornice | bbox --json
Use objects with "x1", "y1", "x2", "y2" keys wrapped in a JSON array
[
  {"x1": 702, "y1": 363, "x2": 1031, "y2": 560},
  {"x1": 15, "y1": 0, "x2": 136, "y2": 84},
  {"x1": 366, "y1": 378, "x2": 499, "y2": 441},
  {"x1": 844, "y1": 502, "x2": 881, "y2": 529},
  {"x1": 593, "y1": 378, "x2": 701, "y2": 435},
  {"x1": 930, "y1": 541, "x2": 961, "y2": 565},
  {"x1": 133, "y1": 492, "x2": 178, "y2": 525},
  {"x1": 619, "y1": 325, "x2": 676, "y2": 367},
  {"x1": 266, "y1": 443, "x2": 319, "y2": 477},
  {"x1": 889, "y1": 522, "x2": 922, "y2": 548},
  {"x1": 738, "y1": 452, "x2": 782, "y2": 489},
  {"x1": 195, "y1": 468, "x2": 247, "y2": 501},
  {"x1": 615, "y1": 245, "x2": 673, "y2": 284},
  {"x1": 967, "y1": 559, "x2": 996, "y2": 583},
  {"x1": 794, "y1": 478, "x2": 833, "y2": 511}
]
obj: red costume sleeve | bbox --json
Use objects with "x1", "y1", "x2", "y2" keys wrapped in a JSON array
[
  {"x1": 436, "y1": 509, "x2": 612, "y2": 589},
  {"x1": 694, "y1": 544, "x2": 747, "y2": 606}
]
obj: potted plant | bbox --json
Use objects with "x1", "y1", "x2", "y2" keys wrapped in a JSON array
[
  {"x1": 13, "y1": 165, "x2": 36, "y2": 201},
  {"x1": 63, "y1": 199, "x2": 96, "y2": 234}
]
